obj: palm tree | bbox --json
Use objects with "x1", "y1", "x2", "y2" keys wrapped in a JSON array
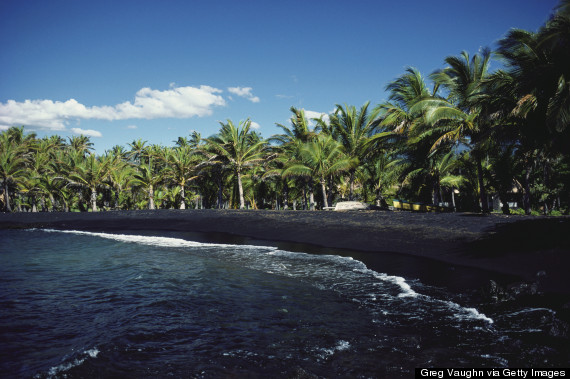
[
  {"x1": 132, "y1": 158, "x2": 163, "y2": 210},
  {"x1": 67, "y1": 135, "x2": 94, "y2": 157},
  {"x1": 0, "y1": 127, "x2": 34, "y2": 212},
  {"x1": 377, "y1": 68, "x2": 436, "y2": 135},
  {"x1": 361, "y1": 151, "x2": 403, "y2": 206},
  {"x1": 128, "y1": 138, "x2": 149, "y2": 164},
  {"x1": 328, "y1": 102, "x2": 381, "y2": 200},
  {"x1": 207, "y1": 119, "x2": 267, "y2": 209},
  {"x1": 283, "y1": 134, "x2": 352, "y2": 209},
  {"x1": 67, "y1": 153, "x2": 112, "y2": 212},
  {"x1": 271, "y1": 107, "x2": 322, "y2": 210},
  {"x1": 105, "y1": 152, "x2": 134, "y2": 210},
  {"x1": 414, "y1": 48, "x2": 493, "y2": 212},
  {"x1": 163, "y1": 146, "x2": 201, "y2": 209},
  {"x1": 0, "y1": 148, "x2": 28, "y2": 212}
]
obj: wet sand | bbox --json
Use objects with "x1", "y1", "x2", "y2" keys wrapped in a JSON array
[{"x1": 1, "y1": 209, "x2": 569, "y2": 294}]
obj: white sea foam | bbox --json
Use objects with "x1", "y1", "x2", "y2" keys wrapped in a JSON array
[
  {"x1": 43, "y1": 347, "x2": 99, "y2": 378},
  {"x1": 444, "y1": 301, "x2": 494, "y2": 324},
  {"x1": 374, "y1": 272, "x2": 418, "y2": 298},
  {"x1": 315, "y1": 340, "x2": 351, "y2": 359},
  {"x1": 41, "y1": 229, "x2": 277, "y2": 251}
]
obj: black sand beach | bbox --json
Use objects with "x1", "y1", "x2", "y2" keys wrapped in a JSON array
[{"x1": 1, "y1": 209, "x2": 569, "y2": 295}]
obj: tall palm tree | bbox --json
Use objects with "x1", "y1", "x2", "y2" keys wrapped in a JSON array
[
  {"x1": 283, "y1": 134, "x2": 352, "y2": 209},
  {"x1": 328, "y1": 102, "x2": 381, "y2": 200},
  {"x1": 0, "y1": 148, "x2": 28, "y2": 212},
  {"x1": 0, "y1": 127, "x2": 34, "y2": 212},
  {"x1": 414, "y1": 48, "x2": 493, "y2": 212},
  {"x1": 106, "y1": 152, "x2": 133, "y2": 210},
  {"x1": 67, "y1": 153, "x2": 112, "y2": 212},
  {"x1": 164, "y1": 146, "x2": 201, "y2": 209},
  {"x1": 271, "y1": 107, "x2": 322, "y2": 209},
  {"x1": 132, "y1": 158, "x2": 163, "y2": 210},
  {"x1": 207, "y1": 119, "x2": 267, "y2": 209}
]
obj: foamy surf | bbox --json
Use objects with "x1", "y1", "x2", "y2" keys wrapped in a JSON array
[
  {"x1": 37, "y1": 228, "x2": 492, "y2": 325},
  {"x1": 40, "y1": 229, "x2": 277, "y2": 251}
]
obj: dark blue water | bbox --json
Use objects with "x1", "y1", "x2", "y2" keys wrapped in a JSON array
[{"x1": 0, "y1": 229, "x2": 568, "y2": 378}]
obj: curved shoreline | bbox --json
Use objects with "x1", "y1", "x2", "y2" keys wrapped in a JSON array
[{"x1": 1, "y1": 209, "x2": 569, "y2": 294}]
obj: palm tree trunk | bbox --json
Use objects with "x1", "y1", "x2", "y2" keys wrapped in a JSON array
[
  {"x1": 283, "y1": 181, "x2": 289, "y2": 210},
  {"x1": 237, "y1": 171, "x2": 245, "y2": 209},
  {"x1": 302, "y1": 180, "x2": 308, "y2": 210},
  {"x1": 451, "y1": 187, "x2": 457, "y2": 212},
  {"x1": 475, "y1": 153, "x2": 488, "y2": 213},
  {"x1": 114, "y1": 188, "x2": 120, "y2": 210},
  {"x1": 349, "y1": 170, "x2": 355, "y2": 201},
  {"x1": 90, "y1": 188, "x2": 97, "y2": 212},
  {"x1": 3, "y1": 181, "x2": 11, "y2": 212},
  {"x1": 148, "y1": 185, "x2": 155, "y2": 210},
  {"x1": 309, "y1": 184, "x2": 315, "y2": 211},
  {"x1": 49, "y1": 193, "x2": 56, "y2": 212},
  {"x1": 217, "y1": 177, "x2": 223, "y2": 209},
  {"x1": 432, "y1": 176, "x2": 439, "y2": 206},
  {"x1": 180, "y1": 184, "x2": 186, "y2": 210},
  {"x1": 523, "y1": 165, "x2": 532, "y2": 215},
  {"x1": 320, "y1": 178, "x2": 328, "y2": 209}
]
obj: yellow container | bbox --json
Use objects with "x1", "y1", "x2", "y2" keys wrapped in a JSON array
[
  {"x1": 412, "y1": 203, "x2": 423, "y2": 212},
  {"x1": 392, "y1": 200, "x2": 402, "y2": 209},
  {"x1": 402, "y1": 202, "x2": 412, "y2": 210}
]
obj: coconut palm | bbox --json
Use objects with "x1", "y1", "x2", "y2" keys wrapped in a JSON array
[
  {"x1": 328, "y1": 102, "x2": 381, "y2": 200},
  {"x1": 207, "y1": 119, "x2": 267, "y2": 209},
  {"x1": 413, "y1": 48, "x2": 493, "y2": 212},
  {"x1": 0, "y1": 128, "x2": 33, "y2": 212},
  {"x1": 66, "y1": 153, "x2": 112, "y2": 212},
  {"x1": 0, "y1": 149, "x2": 29, "y2": 212},
  {"x1": 105, "y1": 152, "x2": 134, "y2": 210},
  {"x1": 132, "y1": 157, "x2": 163, "y2": 210},
  {"x1": 163, "y1": 146, "x2": 201, "y2": 209},
  {"x1": 67, "y1": 135, "x2": 94, "y2": 157},
  {"x1": 283, "y1": 134, "x2": 352, "y2": 209},
  {"x1": 128, "y1": 138, "x2": 149, "y2": 164}
]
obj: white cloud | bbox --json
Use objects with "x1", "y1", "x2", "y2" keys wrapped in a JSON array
[
  {"x1": 126, "y1": 124, "x2": 137, "y2": 129},
  {"x1": 250, "y1": 121, "x2": 260, "y2": 129},
  {"x1": 227, "y1": 87, "x2": 260, "y2": 103},
  {"x1": 71, "y1": 127, "x2": 102, "y2": 138},
  {"x1": 0, "y1": 85, "x2": 226, "y2": 131},
  {"x1": 304, "y1": 110, "x2": 330, "y2": 124}
]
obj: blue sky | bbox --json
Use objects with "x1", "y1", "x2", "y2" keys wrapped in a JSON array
[{"x1": 0, "y1": 0, "x2": 560, "y2": 153}]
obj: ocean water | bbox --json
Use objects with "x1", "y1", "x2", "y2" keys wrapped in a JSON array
[{"x1": 0, "y1": 229, "x2": 567, "y2": 378}]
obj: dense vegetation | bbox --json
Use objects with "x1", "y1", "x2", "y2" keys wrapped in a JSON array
[{"x1": 1, "y1": 2, "x2": 569, "y2": 214}]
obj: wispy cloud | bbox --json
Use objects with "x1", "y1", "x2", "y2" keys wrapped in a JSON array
[
  {"x1": 250, "y1": 121, "x2": 261, "y2": 129},
  {"x1": 71, "y1": 128, "x2": 103, "y2": 138},
  {"x1": 227, "y1": 87, "x2": 260, "y2": 103},
  {"x1": 126, "y1": 124, "x2": 138, "y2": 129},
  {"x1": 0, "y1": 85, "x2": 226, "y2": 131}
]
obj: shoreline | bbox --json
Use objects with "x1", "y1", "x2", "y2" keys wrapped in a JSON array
[{"x1": 1, "y1": 209, "x2": 569, "y2": 295}]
